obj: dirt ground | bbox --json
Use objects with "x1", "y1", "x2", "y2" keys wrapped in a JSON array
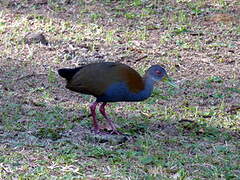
[{"x1": 0, "y1": 0, "x2": 239, "y2": 179}]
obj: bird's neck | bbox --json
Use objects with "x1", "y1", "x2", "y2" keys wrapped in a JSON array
[{"x1": 140, "y1": 75, "x2": 156, "y2": 99}]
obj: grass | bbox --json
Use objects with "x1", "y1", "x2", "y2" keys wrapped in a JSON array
[{"x1": 0, "y1": 0, "x2": 239, "y2": 179}]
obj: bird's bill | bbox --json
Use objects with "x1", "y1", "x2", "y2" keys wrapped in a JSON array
[{"x1": 162, "y1": 76, "x2": 179, "y2": 88}]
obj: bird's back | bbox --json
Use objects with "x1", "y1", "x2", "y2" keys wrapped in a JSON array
[{"x1": 64, "y1": 62, "x2": 145, "y2": 101}]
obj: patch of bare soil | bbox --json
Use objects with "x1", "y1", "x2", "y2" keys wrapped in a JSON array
[{"x1": 0, "y1": 0, "x2": 239, "y2": 136}]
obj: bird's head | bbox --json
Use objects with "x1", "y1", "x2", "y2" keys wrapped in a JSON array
[{"x1": 146, "y1": 65, "x2": 178, "y2": 88}]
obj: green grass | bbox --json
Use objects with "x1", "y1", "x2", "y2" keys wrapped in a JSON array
[{"x1": 0, "y1": 0, "x2": 239, "y2": 179}]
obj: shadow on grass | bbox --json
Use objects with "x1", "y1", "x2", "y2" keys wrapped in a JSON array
[{"x1": 0, "y1": 1, "x2": 239, "y2": 178}]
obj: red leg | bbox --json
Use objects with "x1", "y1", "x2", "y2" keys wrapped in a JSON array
[
  {"x1": 90, "y1": 101, "x2": 99, "y2": 133},
  {"x1": 99, "y1": 102, "x2": 121, "y2": 135}
]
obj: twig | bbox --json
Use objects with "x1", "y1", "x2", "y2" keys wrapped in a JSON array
[
  {"x1": 179, "y1": 119, "x2": 195, "y2": 123},
  {"x1": 134, "y1": 55, "x2": 148, "y2": 62},
  {"x1": 14, "y1": 73, "x2": 47, "y2": 81}
]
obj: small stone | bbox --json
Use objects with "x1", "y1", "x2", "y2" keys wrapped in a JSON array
[
  {"x1": 24, "y1": 32, "x2": 48, "y2": 45},
  {"x1": 85, "y1": 133, "x2": 130, "y2": 145},
  {"x1": 34, "y1": 0, "x2": 48, "y2": 5}
]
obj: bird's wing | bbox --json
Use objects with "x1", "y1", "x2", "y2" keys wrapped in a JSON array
[{"x1": 66, "y1": 62, "x2": 144, "y2": 97}]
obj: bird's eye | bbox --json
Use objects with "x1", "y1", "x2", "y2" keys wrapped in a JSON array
[{"x1": 155, "y1": 70, "x2": 162, "y2": 75}]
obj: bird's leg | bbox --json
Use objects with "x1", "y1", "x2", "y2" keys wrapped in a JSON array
[
  {"x1": 90, "y1": 101, "x2": 99, "y2": 133},
  {"x1": 99, "y1": 102, "x2": 121, "y2": 135}
]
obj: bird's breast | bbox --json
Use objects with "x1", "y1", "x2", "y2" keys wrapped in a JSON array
[{"x1": 96, "y1": 82, "x2": 152, "y2": 102}]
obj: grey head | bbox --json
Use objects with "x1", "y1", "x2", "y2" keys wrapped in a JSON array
[
  {"x1": 145, "y1": 65, "x2": 178, "y2": 88},
  {"x1": 146, "y1": 65, "x2": 168, "y2": 82}
]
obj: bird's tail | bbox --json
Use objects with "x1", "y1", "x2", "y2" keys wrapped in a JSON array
[{"x1": 58, "y1": 67, "x2": 82, "y2": 80}]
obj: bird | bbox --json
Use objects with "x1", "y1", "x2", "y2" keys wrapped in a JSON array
[{"x1": 58, "y1": 62, "x2": 175, "y2": 134}]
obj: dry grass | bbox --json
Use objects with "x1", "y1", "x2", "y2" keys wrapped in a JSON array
[{"x1": 0, "y1": 0, "x2": 239, "y2": 179}]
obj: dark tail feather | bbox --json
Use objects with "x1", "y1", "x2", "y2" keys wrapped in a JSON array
[{"x1": 58, "y1": 67, "x2": 82, "y2": 80}]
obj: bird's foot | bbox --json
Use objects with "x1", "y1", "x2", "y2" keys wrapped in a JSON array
[
  {"x1": 109, "y1": 129, "x2": 122, "y2": 135},
  {"x1": 93, "y1": 128, "x2": 100, "y2": 134}
]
